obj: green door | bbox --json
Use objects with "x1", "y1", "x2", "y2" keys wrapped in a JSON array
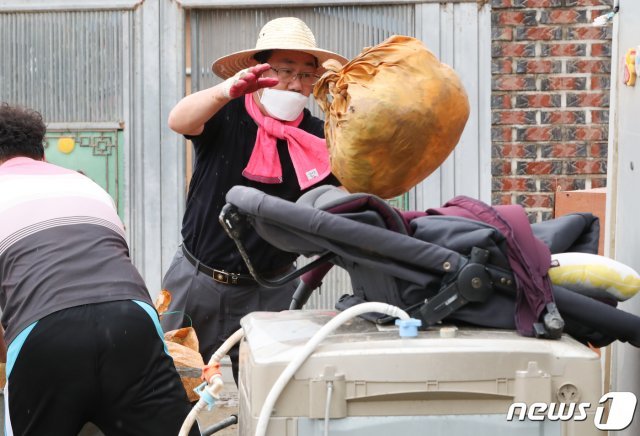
[{"x1": 44, "y1": 128, "x2": 125, "y2": 219}]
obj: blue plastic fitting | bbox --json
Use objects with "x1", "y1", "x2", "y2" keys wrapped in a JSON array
[
  {"x1": 194, "y1": 381, "x2": 217, "y2": 410},
  {"x1": 395, "y1": 318, "x2": 422, "y2": 337}
]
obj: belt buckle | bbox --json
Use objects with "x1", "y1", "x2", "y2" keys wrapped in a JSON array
[
  {"x1": 213, "y1": 269, "x2": 241, "y2": 285},
  {"x1": 213, "y1": 269, "x2": 229, "y2": 284}
]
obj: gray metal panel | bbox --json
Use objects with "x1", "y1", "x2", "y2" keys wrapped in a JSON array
[
  {"x1": 0, "y1": 10, "x2": 125, "y2": 122},
  {"x1": 128, "y1": 0, "x2": 185, "y2": 299},
  {"x1": 413, "y1": 1, "x2": 491, "y2": 209},
  {"x1": 180, "y1": 0, "x2": 473, "y2": 6},
  {"x1": 0, "y1": 0, "x2": 142, "y2": 11},
  {"x1": 453, "y1": 3, "x2": 482, "y2": 199},
  {"x1": 159, "y1": 0, "x2": 187, "y2": 298},
  {"x1": 412, "y1": 2, "x2": 443, "y2": 210},
  {"x1": 607, "y1": 0, "x2": 640, "y2": 433},
  {"x1": 191, "y1": 5, "x2": 415, "y2": 122},
  {"x1": 477, "y1": 0, "x2": 492, "y2": 204}
]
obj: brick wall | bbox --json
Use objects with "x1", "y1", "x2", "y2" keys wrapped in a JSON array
[{"x1": 490, "y1": 0, "x2": 613, "y2": 222}]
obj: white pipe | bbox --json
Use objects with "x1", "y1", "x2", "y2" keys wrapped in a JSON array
[
  {"x1": 254, "y1": 302, "x2": 410, "y2": 436},
  {"x1": 178, "y1": 399, "x2": 206, "y2": 436},
  {"x1": 178, "y1": 328, "x2": 245, "y2": 436},
  {"x1": 178, "y1": 373, "x2": 226, "y2": 436},
  {"x1": 323, "y1": 380, "x2": 334, "y2": 436},
  {"x1": 207, "y1": 328, "x2": 245, "y2": 368}
]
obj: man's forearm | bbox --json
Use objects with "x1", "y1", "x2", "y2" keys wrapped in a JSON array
[{"x1": 167, "y1": 84, "x2": 231, "y2": 137}]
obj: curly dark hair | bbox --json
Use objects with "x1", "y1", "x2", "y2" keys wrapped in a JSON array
[{"x1": 0, "y1": 103, "x2": 46, "y2": 163}]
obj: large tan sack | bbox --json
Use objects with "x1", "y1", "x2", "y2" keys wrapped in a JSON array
[
  {"x1": 314, "y1": 35, "x2": 470, "y2": 199},
  {"x1": 154, "y1": 290, "x2": 204, "y2": 402},
  {"x1": 165, "y1": 328, "x2": 205, "y2": 402}
]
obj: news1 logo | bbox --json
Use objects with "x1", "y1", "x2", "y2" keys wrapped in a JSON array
[{"x1": 506, "y1": 392, "x2": 638, "y2": 431}]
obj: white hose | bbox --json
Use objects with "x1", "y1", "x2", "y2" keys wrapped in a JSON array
[
  {"x1": 178, "y1": 328, "x2": 245, "y2": 436},
  {"x1": 208, "y1": 328, "x2": 245, "y2": 368},
  {"x1": 323, "y1": 381, "x2": 334, "y2": 436},
  {"x1": 178, "y1": 398, "x2": 207, "y2": 436},
  {"x1": 254, "y1": 302, "x2": 410, "y2": 436}
]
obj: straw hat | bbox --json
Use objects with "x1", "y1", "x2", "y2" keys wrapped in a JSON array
[{"x1": 211, "y1": 17, "x2": 348, "y2": 79}]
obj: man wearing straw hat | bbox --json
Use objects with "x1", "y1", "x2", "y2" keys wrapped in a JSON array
[{"x1": 162, "y1": 17, "x2": 347, "y2": 382}]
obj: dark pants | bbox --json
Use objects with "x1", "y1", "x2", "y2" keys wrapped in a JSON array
[
  {"x1": 160, "y1": 248, "x2": 297, "y2": 383},
  {"x1": 5, "y1": 300, "x2": 199, "y2": 436}
]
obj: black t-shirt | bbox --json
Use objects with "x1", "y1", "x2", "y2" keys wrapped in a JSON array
[{"x1": 181, "y1": 97, "x2": 338, "y2": 273}]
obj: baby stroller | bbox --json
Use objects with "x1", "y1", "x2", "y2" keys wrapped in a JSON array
[
  {"x1": 220, "y1": 185, "x2": 640, "y2": 348},
  {"x1": 211, "y1": 185, "x2": 640, "y2": 436}
]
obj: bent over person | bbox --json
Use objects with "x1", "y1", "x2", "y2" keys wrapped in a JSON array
[
  {"x1": 0, "y1": 104, "x2": 198, "y2": 436},
  {"x1": 161, "y1": 17, "x2": 347, "y2": 382}
]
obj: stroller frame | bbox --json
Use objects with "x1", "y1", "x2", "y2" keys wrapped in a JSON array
[{"x1": 220, "y1": 190, "x2": 565, "y2": 337}]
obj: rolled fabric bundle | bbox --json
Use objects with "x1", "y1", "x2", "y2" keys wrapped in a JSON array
[
  {"x1": 549, "y1": 252, "x2": 640, "y2": 302},
  {"x1": 314, "y1": 35, "x2": 470, "y2": 199}
]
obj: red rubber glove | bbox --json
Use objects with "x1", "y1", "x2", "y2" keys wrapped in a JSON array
[{"x1": 221, "y1": 64, "x2": 279, "y2": 99}]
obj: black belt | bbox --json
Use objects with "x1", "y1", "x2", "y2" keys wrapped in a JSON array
[{"x1": 181, "y1": 245, "x2": 257, "y2": 286}]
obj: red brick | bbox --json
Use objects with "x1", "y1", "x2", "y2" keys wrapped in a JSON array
[
  {"x1": 492, "y1": 60, "x2": 514, "y2": 74},
  {"x1": 567, "y1": 93, "x2": 609, "y2": 108},
  {"x1": 540, "y1": 76, "x2": 587, "y2": 91},
  {"x1": 517, "y1": 161, "x2": 563, "y2": 175},
  {"x1": 493, "y1": 110, "x2": 538, "y2": 125},
  {"x1": 491, "y1": 193, "x2": 514, "y2": 206},
  {"x1": 494, "y1": 177, "x2": 537, "y2": 191},
  {"x1": 566, "y1": 159, "x2": 607, "y2": 175},
  {"x1": 492, "y1": 94, "x2": 512, "y2": 110},
  {"x1": 521, "y1": 0, "x2": 563, "y2": 6},
  {"x1": 492, "y1": 42, "x2": 536, "y2": 57},
  {"x1": 495, "y1": 143, "x2": 537, "y2": 158},
  {"x1": 516, "y1": 60, "x2": 561, "y2": 74},
  {"x1": 540, "y1": 177, "x2": 587, "y2": 192},
  {"x1": 515, "y1": 94, "x2": 561, "y2": 108},
  {"x1": 589, "y1": 142, "x2": 608, "y2": 157},
  {"x1": 568, "y1": 27, "x2": 612, "y2": 41},
  {"x1": 493, "y1": 11, "x2": 538, "y2": 26},
  {"x1": 516, "y1": 27, "x2": 562, "y2": 41},
  {"x1": 566, "y1": 126, "x2": 607, "y2": 141},
  {"x1": 590, "y1": 76, "x2": 611, "y2": 90},
  {"x1": 541, "y1": 43, "x2": 587, "y2": 57},
  {"x1": 493, "y1": 76, "x2": 536, "y2": 91},
  {"x1": 492, "y1": 127, "x2": 513, "y2": 142},
  {"x1": 540, "y1": 10, "x2": 588, "y2": 24},
  {"x1": 566, "y1": 0, "x2": 613, "y2": 6},
  {"x1": 492, "y1": 160, "x2": 513, "y2": 176},
  {"x1": 517, "y1": 194, "x2": 553, "y2": 209},
  {"x1": 591, "y1": 177, "x2": 607, "y2": 188},
  {"x1": 517, "y1": 126, "x2": 563, "y2": 142},
  {"x1": 491, "y1": 0, "x2": 515, "y2": 7},
  {"x1": 540, "y1": 143, "x2": 587, "y2": 158},
  {"x1": 567, "y1": 60, "x2": 610, "y2": 74},
  {"x1": 492, "y1": 26, "x2": 514, "y2": 41},
  {"x1": 591, "y1": 110, "x2": 609, "y2": 124},
  {"x1": 591, "y1": 42, "x2": 611, "y2": 57},
  {"x1": 541, "y1": 111, "x2": 586, "y2": 124}
]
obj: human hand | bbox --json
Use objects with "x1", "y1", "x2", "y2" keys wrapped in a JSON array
[{"x1": 221, "y1": 64, "x2": 279, "y2": 99}]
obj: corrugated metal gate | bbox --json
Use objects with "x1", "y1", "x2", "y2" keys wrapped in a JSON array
[
  {"x1": 0, "y1": 0, "x2": 489, "y2": 304},
  {"x1": 0, "y1": 0, "x2": 186, "y2": 297},
  {"x1": 0, "y1": 9, "x2": 128, "y2": 213}
]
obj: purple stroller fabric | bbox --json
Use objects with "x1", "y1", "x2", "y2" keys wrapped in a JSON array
[{"x1": 428, "y1": 196, "x2": 554, "y2": 337}]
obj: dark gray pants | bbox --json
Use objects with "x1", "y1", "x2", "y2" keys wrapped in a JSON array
[{"x1": 160, "y1": 247, "x2": 297, "y2": 383}]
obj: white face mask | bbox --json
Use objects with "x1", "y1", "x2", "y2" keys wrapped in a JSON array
[{"x1": 260, "y1": 88, "x2": 309, "y2": 121}]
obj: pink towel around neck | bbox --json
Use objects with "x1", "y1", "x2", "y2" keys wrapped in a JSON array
[{"x1": 243, "y1": 94, "x2": 331, "y2": 190}]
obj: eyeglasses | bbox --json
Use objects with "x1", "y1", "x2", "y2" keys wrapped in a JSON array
[{"x1": 269, "y1": 67, "x2": 320, "y2": 86}]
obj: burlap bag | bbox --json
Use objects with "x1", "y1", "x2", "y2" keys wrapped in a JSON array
[{"x1": 314, "y1": 35, "x2": 470, "y2": 199}]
